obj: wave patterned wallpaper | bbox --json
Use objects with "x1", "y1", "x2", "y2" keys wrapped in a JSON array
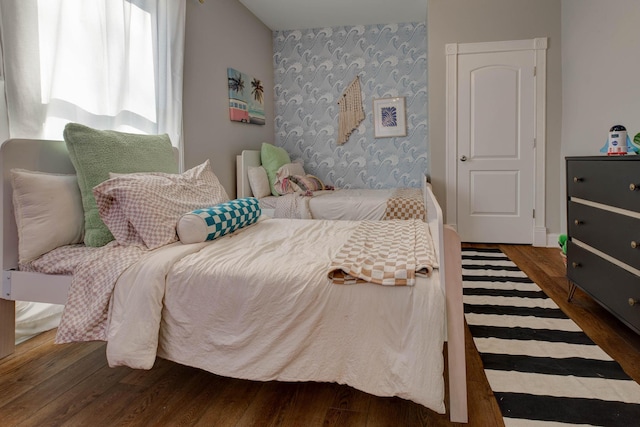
[{"x1": 273, "y1": 22, "x2": 427, "y2": 189}]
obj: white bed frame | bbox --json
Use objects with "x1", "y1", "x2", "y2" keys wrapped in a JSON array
[
  {"x1": 236, "y1": 150, "x2": 262, "y2": 199},
  {"x1": 236, "y1": 149, "x2": 277, "y2": 216},
  {"x1": 0, "y1": 140, "x2": 468, "y2": 423},
  {"x1": 1, "y1": 139, "x2": 74, "y2": 361}
]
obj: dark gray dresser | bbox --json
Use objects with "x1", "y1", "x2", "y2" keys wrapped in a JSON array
[{"x1": 566, "y1": 155, "x2": 640, "y2": 334}]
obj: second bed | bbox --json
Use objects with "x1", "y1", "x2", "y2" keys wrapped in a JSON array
[{"x1": 236, "y1": 149, "x2": 426, "y2": 220}]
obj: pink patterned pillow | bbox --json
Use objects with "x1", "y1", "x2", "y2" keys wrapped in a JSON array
[
  {"x1": 93, "y1": 160, "x2": 229, "y2": 249},
  {"x1": 276, "y1": 174, "x2": 326, "y2": 194}
]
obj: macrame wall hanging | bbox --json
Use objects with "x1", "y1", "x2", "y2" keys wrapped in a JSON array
[{"x1": 337, "y1": 76, "x2": 365, "y2": 145}]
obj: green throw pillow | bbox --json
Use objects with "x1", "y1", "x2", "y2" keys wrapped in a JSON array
[
  {"x1": 260, "y1": 142, "x2": 291, "y2": 196},
  {"x1": 63, "y1": 123, "x2": 178, "y2": 247}
]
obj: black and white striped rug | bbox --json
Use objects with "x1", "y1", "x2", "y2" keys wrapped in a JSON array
[{"x1": 462, "y1": 247, "x2": 640, "y2": 426}]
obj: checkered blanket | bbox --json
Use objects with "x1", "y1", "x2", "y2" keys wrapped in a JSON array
[
  {"x1": 328, "y1": 219, "x2": 438, "y2": 286},
  {"x1": 384, "y1": 188, "x2": 426, "y2": 221},
  {"x1": 56, "y1": 243, "x2": 147, "y2": 343}
]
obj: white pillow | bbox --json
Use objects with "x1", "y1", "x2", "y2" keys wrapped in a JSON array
[
  {"x1": 10, "y1": 169, "x2": 85, "y2": 263},
  {"x1": 93, "y1": 160, "x2": 230, "y2": 249},
  {"x1": 247, "y1": 166, "x2": 271, "y2": 199}
]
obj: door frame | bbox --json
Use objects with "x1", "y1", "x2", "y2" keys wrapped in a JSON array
[{"x1": 445, "y1": 38, "x2": 548, "y2": 246}]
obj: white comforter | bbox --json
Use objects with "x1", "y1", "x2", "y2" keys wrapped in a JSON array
[
  {"x1": 106, "y1": 218, "x2": 446, "y2": 413},
  {"x1": 308, "y1": 188, "x2": 394, "y2": 220},
  {"x1": 269, "y1": 188, "x2": 395, "y2": 220}
]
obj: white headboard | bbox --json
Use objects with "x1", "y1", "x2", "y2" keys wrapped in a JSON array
[
  {"x1": 236, "y1": 149, "x2": 261, "y2": 199},
  {"x1": 1, "y1": 139, "x2": 75, "y2": 271}
]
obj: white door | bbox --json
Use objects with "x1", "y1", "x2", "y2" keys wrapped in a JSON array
[{"x1": 456, "y1": 49, "x2": 536, "y2": 244}]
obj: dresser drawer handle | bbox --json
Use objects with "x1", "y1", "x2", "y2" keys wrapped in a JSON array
[
  {"x1": 573, "y1": 177, "x2": 583, "y2": 183},
  {"x1": 571, "y1": 262, "x2": 581, "y2": 269},
  {"x1": 630, "y1": 298, "x2": 639, "y2": 307},
  {"x1": 631, "y1": 183, "x2": 638, "y2": 191},
  {"x1": 632, "y1": 241, "x2": 638, "y2": 249},
  {"x1": 574, "y1": 219, "x2": 582, "y2": 226}
]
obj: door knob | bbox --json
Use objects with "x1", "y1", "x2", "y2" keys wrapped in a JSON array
[{"x1": 460, "y1": 155, "x2": 467, "y2": 162}]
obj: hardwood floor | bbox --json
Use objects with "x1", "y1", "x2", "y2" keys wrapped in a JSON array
[{"x1": 1, "y1": 244, "x2": 639, "y2": 426}]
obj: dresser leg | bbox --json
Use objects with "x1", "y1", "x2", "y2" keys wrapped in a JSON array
[{"x1": 567, "y1": 280, "x2": 577, "y2": 302}]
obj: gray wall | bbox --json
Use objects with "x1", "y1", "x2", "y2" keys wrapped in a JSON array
[
  {"x1": 427, "y1": 0, "x2": 562, "y2": 236},
  {"x1": 561, "y1": 0, "x2": 640, "y2": 156},
  {"x1": 183, "y1": 0, "x2": 275, "y2": 198},
  {"x1": 272, "y1": 23, "x2": 428, "y2": 189},
  {"x1": 0, "y1": 82, "x2": 8, "y2": 142}
]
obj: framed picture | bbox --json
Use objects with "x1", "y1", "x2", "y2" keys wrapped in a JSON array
[
  {"x1": 227, "y1": 67, "x2": 265, "y2": 125},
  {"x1": 373, "y1": 97, "x2": 406, "y2": 138}
]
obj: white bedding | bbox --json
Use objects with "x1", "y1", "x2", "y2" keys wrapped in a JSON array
[
  {"x1": 308, "y1": 188, "x2": 393, "y2": 220},
  {"x1": 106, "y1": 217, "x2": 446, "y2": 413},
  {"x1": 261, "y1": 188, "x2": 395, "y2": 220}
]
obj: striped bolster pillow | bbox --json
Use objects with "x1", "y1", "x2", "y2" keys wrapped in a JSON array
[{"x1": 177, "y1": 197, "x2": 261, "y2": 244}]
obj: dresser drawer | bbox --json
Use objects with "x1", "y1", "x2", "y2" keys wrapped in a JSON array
[
  {"x1": 567, "y1": 158, "x2": 640, "y2": 211},
  {"x1": 568, "y1": 201, "x2": 640, "y2": 270},
  {"x1": 567, "y1": 241, "x2": 640, "y2": 333}
]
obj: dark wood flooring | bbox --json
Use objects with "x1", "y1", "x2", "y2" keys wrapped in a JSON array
[{"x1": 1, "y1": 244, "x2": 639, "y2": 426}]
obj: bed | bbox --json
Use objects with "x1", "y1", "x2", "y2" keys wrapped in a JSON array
[
  {"x1": 237, "y1": 149, "x2": 427, "y2": 221},
  {"x1": 0, "y1": 136, "x2": 467, "y2": 423}
]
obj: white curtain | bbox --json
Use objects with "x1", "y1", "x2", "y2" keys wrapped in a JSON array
[
  {"x1": 0, "y1": 35, "x2": 8, "y2": 143},
  {"x1": 0, "y1": 0, "x2": 185, "y2": 147}
]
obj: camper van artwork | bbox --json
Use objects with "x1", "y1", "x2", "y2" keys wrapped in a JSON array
[
  {"x1": 227, "y1": 67, "x2": 265, "y2": 125},
  {"x1": 600, "y1": 124, "x2": 639, "y2": 155}
]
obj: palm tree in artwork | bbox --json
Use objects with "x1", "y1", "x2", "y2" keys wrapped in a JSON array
[
  {"x1": 228, "y1": 72, "x2": 245, "y2": 94},
  {"x1": 251, "y1": 78, "x2": 264, "y2": 104}
]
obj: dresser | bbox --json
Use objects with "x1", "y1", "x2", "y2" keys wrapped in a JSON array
[{"x1": 566, "y1": 156, "x2": 640, "y2": 334}]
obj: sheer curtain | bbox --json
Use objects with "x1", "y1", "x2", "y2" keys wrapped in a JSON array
[
  {"x1": 0, "y1": 0, "x2": 185, "y2": 148},
  {"x1": 0, "y1": 34, "x2": 8, "y2": 143}
]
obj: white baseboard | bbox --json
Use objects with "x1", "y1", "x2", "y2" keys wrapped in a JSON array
[
  {"x1": 533, "y1": 226, "x2": 547, "y2": 247},
  {"x1": 446, "y1": 223, "x2": 561, "y2": 248},
  {"x1": 546, "y1": 232, "x2": 561, "y2": 249}
]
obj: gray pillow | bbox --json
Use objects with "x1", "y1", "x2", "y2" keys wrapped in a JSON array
[{"x1": 63, "y1": 123, "x2": 178, "y2": 247}]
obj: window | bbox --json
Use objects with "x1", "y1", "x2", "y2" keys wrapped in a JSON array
[{"x1": 0, "y1": 0, "x2": 185, "y2": 146}]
